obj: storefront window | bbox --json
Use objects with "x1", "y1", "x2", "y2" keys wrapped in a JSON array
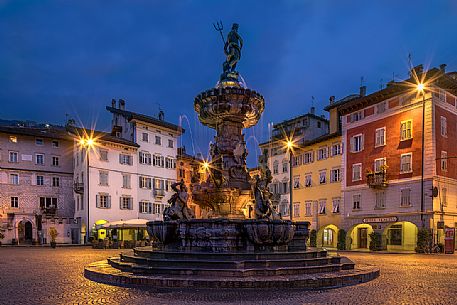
[
  {"x1": 388, "y1": 224, "x2": 402, "y2": 245},
  {"x1": 323, "y1": 228, "x2": 334, "y2": 246}
]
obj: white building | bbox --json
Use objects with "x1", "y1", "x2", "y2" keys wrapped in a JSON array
[{"x1": 72, "y1": 100, "x2": 183, "y2": 243}]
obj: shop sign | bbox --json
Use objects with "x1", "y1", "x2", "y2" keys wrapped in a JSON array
[
  {"x1": 444, "y1": 228, "x2": 455, "y2": 254},
  {"x1": 362, "y1": 216, "x2": 398, "y2": 223},
  {"x1": 437, "y1": 221, "x2": 445, "y2": 229}
]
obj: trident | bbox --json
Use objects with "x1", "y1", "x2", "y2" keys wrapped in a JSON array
[{"x1": 213, "y1": 21, "x2": 225, "y2": 44}]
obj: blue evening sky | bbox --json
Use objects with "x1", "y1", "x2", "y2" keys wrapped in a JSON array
[{"x1": 1, "y1": 0, "x2": 457, "y2": 165}]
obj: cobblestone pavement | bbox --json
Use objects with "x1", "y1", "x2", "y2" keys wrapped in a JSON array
[{"x1": 0, "y1": 247, "x2": 456, "y2": 305}]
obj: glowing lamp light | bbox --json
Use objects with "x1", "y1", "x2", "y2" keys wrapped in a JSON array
[
  {"x1": 79, "y1": 138, "x2": 86, "y2": 146},
  {"x1": 202, "y1": 161, "x2": 210, "y2": 171},
  {"x1": 417, "y1": 83, "x2": 425, "y2": 92},
  {"x1": 86, "y1": 138, "x2": 94, "y2": 147},
  {"x1": 286, "y1": 140, "x2": 294, "y2": 150}
]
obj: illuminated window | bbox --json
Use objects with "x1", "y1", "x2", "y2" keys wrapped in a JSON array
[
  {"x1": 374, "y1": 158, "x2": 386, "y2": 172},
  {"x1": 388, "y1": 224, "x2": 402, "y2": 245},
  {"x1": 9, "y1": 136, "x2": 17, "y2": 143},
  {"x1": 400, "y1": 120, "x2": 413, "y2": 141},
  {"x1": 441, "y1": 116, "x2": 447, "y2": 137},
  {"x1": 351, "y1": 134, "x2": 363, "y2": 152},
  {"x1": 441, "y1": 151, "x2": 448, "y2": 171}
]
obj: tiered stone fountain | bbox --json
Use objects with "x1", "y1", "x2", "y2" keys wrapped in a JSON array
[{"x1": 84, "y1": 23, "x2": 379, "y2": 289}]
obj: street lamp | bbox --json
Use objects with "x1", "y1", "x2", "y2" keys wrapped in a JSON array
[
  {"x1": 78, "y1": 135, "x2": 95, "y2": 244},
  {"x1": 285, "y1": 138, "x2": 295, "y2": 221},
  {"x1": 417, "y1": 83, "x2": 426, "y2": 226}
]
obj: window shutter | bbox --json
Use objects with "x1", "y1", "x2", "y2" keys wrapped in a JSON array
[
  {"x1": 129, "y1": 198, "x2": 132, "y2": 210},
  {"x1": 96, "y1": 195, "x2": 99, "y2": 208},
  {"x1": 139, "y1": 176, "x2": 142, "y2": 188},
  {"x1": 119, "y1": 154, "x2": 122, "y2": 164},
  {"x1": 139, "y1": 202, "x2": 142, "y2": 212},
  {"x1": 361, "y1": 135, "x2": 364, "y2": 150},
  {"x1": 119, "y1": 197, "x2": 122, "y2": 209},
  {"x1": 108, "y1": 195, "x2": 111, "y2": 208}
]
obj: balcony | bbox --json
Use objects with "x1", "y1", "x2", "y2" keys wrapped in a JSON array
[
  {"x1": 366, "y1": 171, "x2": 388, "y2": 189},
  {"x1": 74, "y1": 182, "x2": 84, "y2": 194},
  {"x1": 154, "y1": 189, "x2": 166, "y2": 198},
  {"x1": 41, "y1": 206, "x2": 57, "y2": 215}
]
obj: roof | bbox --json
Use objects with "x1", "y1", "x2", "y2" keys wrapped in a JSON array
[
  {"x1": 298, "y1": 131, "x2": 341, "y2": 148},
  {"x1": 328, "y1": 68, "x2": 457, "y2": 115},
  {"x1": 324, "y1": 94, "x2": 360, "y2": 111},
  {"x1": 67, "y1": 126, "x2": 140, "y2": 148},
  {"x1": 273, "y1": 112, "x2": 328, "y2": 129},
  {"x1": 106, "y1": 106, "x2": 184, "y2": 134},
  {"x1": 0, "y1": 125, "x2": 73, "y2": 141}
]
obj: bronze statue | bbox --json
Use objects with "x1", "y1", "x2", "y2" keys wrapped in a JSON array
[
  {"x1": 223, "y1": 23, "x2": 243, "y2": 74},
  {"x1": 163, "y1": 180, "x2": 195, "y2": 221}
]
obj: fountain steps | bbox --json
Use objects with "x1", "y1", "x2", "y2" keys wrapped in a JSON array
[{"x1": 120, "y1": 253, "x2": 341, "y2": 269}]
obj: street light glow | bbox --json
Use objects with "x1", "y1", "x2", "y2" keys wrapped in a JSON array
[
  {"x1": 417, "y1": 83, "x2": 425, "y2": 92},
  {"x1": 202, "y1": 161, "x2": 210, "y2": 171}
]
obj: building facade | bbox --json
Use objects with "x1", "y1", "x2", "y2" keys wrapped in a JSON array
[
  {"x1": 334, "y1": 65, "x2": 457, "y2": 251},
  {"x1": 0, "y1": 125, "x2": 78, "y2": 245}
]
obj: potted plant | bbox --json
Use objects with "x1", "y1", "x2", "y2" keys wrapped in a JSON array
[{"x1": 49, "y1": 227, "x2": 58, "y2": 248}]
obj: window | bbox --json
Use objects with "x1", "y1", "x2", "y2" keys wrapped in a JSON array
[
  {"x1": 36, "y1": 154, "x2": 44, "y2": 165},
  {"x1": 282, "y1": 162, "x2": 288, "y2": 173},
  {"x1": 9, "y1": 151, "x2": 18, "y2": 163},
  {"x1": 153, "y1": 203, "x2": 162, "y2": 214},
  {"x1": 375, "y1": 127, "x2": 386, "y2": 147},
  {"x1": 330, "y1": 168, "x2": 340, "y2": 183},
  {"x1": 400, "y1": 153, "x2": 412, "y2": 173},
  {"x1": 317, "y1": 147, "x2": 328, "y2": 160},
  {"x1": 52, "y1": 156, "x2": 59, "y2": 166},
  {"x1": 10, "y1": 174, "x2": 19, "y2": 185},
  {"x1": 96, "y1": 194, "x2": 111, "y2": 208},
  {"x1": 120, "y1": 197, "x2": 132, "y2": 210},
  {"x1": 374, "y1": 158, "x2": 386, "y2": 172},
  {"x1": 319, "y1": 200, "x2": 326, "y2": 214},
  {"x1": 293, "y1": 203, "x2": 300, "y2": 217},
  {"x1": 293, "y1": 155, "x2": 302, "y2": 167},
  {"x1": 352, "y1": 163, "x2": 362, "y2": 181},
  {"x1": 305, "y1": 174, "x2": 312, "y2": 187},
  {"x1": 281, "y1": 182, "x2": 288, "y2": 194},
  {"x1": 351, "y1": 134, "x2": 363, "y2": 152},
  {"x1": 9, "y1": 136, "x2": 17, "y2": 143},
  {"x1": 353, "y1": 194, "x2": 361, "y2": 210},
  {"x1": 319, "y1": 170, "x2": 326, "y2": 184},
  {"x1": 317, "y1": 121, "x2": 322, "y2": 128},
  {"x1": 273, "y1": 161, "x2": 279, "y2": 174},
  {"x1": 332, "y1": 198, "x2": 340, "y2": 213},
  {"x1": 139, "y1": 152, "x2": 152, "y2": 165},
  {"x1": 400, "y1": 120, "x2": 412, "y2": 141},
  {"x1": 400, "y1": 189, "x2": 411, "y2": 207},
  {"x1": 11, "y1": 197, "x2": 18, "y2": 208},
  {"x1": 280, "y1": 201, "x2": 289, "y2": 216},
  {"x1": 388, "y1": 224, "x2": 402, "y2": 245},
  {"x1": 376, "y1": 102, "x2": 386, "y2": 114},
  {"x1": 441, "y1": 187, "x2": 447, "y2": 207},
  {"x1": 168, "y1": 139, "x2": 174, "y2": 148},
  {"x1": 153, "y1": 155, "x2": 164, "y2": 167},
  {"x1": 39, "y1": 197, "x2": 57, "y2": 209},
  {"x1": 441, "y1": 116, "x2": 447, "y2": 137},
  {"x1": 179, "y1": 168, "x2": 186, "y2": 179},
  {"x1": 305, "y1": 201, "x2": 312, "y2": 216},
  {"x1": 99, "y1": 149, "x2": 108, "y2": 161},
  {"x1": 375, "y1": 191, "x2": 386, "y2": 209},
  {"x1": 331, "y1": 143, "x2": 341, "y2": 156},
  {"x1": 52, "y1": 177, "x2": 60, "y2": 187},
  {"x1": 155, "y1": 136, "x2": 161, "y2": 145},
  {"x1": 142, "y1": 132, "x2": 149, "y2": 142},
  {"x1": 119, "y1": 154, "x2": 132, "y2": 165},
  {"x1": 351, "y1": 111, "x2": 363, "y2": 122},
  {"x1": 140, "y1": 201, "x2": 152, "y2": 214},
  {"x1": 122, "y1": 174, "x2": 131, "y2": 188},
  {"x1": 441, "y1": 151, "x2": 448, "y2": 171},
  {"x1": 99, "y1": 171, "x2": 109, "y2": 186},
  {"x1": 52, "y1": 140, "x2": 59, "y2": 148},
  {"x1": 35, "y1": 138, "x2": 44, "y2": 145},
  {"x1": 139, "y1": 176, "x2": 152, "y2": 189},
  {"x1": 303, "y1": 151, "x2": 313, "y2": 164},
  {"x1": 293, "y1": 176, "x2": 300, "y2": 188},
  {"x1": 36, "y1": 175, "x2": 44, "y2": 186},
  {"x1": 165, "y1": 157, "x2": 176, "y2": 169}
]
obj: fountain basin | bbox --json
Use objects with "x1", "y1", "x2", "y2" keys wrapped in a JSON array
[{"x1": 244, "y1": 219, "x2": 295, "y2": 247}]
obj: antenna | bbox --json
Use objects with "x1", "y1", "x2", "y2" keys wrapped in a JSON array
[
  {"x1": 360, "y1": 76, "x2": 364, "y2": 87},
  {"x1": 408, "y1": 53, "x2": 413, "y2": 69},
  {"x1": 311, "y1": 96, "x2": 315, "y2": 108},
  {"x1": 379, "y1": 78, "x2": 384, "y2": 90}
]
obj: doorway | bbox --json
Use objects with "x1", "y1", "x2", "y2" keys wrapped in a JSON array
[{"x1": 358, "y1": 227, "x2": 368, "y2": 248}]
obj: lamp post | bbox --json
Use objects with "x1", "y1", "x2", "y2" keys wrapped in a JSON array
[
  {"x1": 79, "y1": 136, "x2": 95, "y2": 244},
  {"x1": 286, "y1": 139, "x2": 294, "y2": 221},
  {"x1": 418, "y1": 83, "x2": 426, "y2": 226}
]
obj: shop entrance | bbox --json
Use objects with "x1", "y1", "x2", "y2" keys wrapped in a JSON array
[{"x1": 358, "y1": 228, "x2": 368, "y2": 249}]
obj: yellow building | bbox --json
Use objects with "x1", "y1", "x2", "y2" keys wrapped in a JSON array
[{"x1": 292, "y1": 132, "x2": 342, "y2": 249}]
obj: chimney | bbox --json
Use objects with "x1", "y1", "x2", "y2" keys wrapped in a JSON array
[
  {"x1": 359, "y1": 86, "x2": 367, "y2": 97},
  {"x1": 440, "y1": 64, "x2": 447, "y2": 73},
  {"x1": 329, "y1": 96, "x2": 335, "y2": 105},
  {"x1": 119, "y1": 99, "x2": 126, "y2": 110},
  {"x1": 111, "y1": 99, "x2": 116, "y2": 108},
  {"x1": 158, "y1": 110, "x2": 165, "y2": 121},
  {"x1": 310, "y1": 106, "x2": 315, "y2": 115}
]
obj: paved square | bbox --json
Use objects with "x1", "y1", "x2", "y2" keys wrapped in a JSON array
[{"x1": 0, "y1": 247, "x2": 456, "y2": 304}]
